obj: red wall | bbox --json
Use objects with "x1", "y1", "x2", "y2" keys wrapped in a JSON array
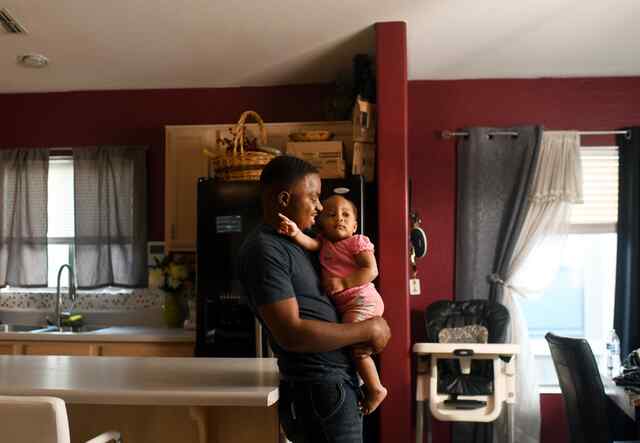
[
  {"x1": 376, "y1": 21, "x2": 412, "y2": 443},
  {"x1": 408, "y1": 77, "x2": 640, "y2": 443},
  {"x1": 0, "y1": 85, "x2": 331, "y2": 241}
]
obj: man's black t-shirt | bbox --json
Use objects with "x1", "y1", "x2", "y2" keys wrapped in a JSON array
[{"x1": 237, "y1": 224, "x2": 355, "y2": 383}]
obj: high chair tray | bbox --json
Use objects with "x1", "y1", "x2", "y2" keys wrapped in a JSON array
[{"x1": 413, "y1": 343, "x2": 519, "y2": 356}]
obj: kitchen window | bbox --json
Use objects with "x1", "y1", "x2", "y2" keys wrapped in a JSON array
[
  {"x1": 1, "y1": 146, "x2": 147, "y2": 291},
  {"x1": 47, "y1": 156, "x2": 75, "y2": 288},
  {"x1": 520, "y1": 146, "x2": 619, "y2": 386}
]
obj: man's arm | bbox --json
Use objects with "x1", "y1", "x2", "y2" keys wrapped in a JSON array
[{"x1": 258, "y1": 297, "x2": 390, "y2": 354}]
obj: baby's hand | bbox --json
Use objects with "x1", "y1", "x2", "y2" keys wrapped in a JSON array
[
  {"x1": 278, "y1": 213, "x2": 300, "y2": 238},
  {"x1": 323, "y1": 275, "x2": 346, "y2": 295}
]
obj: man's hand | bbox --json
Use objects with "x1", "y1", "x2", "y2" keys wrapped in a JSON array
[
  {"x1": 352, "y1": 317, "x2": 391, "y2": 358},
  {"x1": 277, "y1": 213, "x2": 300, "y2": 238}
]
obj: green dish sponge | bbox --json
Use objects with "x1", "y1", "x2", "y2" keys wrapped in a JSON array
[{"x1": 61, "y1": 313, "x2": 84, "y2": 327}]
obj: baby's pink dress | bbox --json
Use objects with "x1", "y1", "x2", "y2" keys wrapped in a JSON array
[{"x1": 319, "y1": 234, "x2": 384, "y2": 323}]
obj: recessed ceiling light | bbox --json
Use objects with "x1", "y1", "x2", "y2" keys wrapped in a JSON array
[{"x1": 17, "y1": 53, "x2": 49, "y2": 68}]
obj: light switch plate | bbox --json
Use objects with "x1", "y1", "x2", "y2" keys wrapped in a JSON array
[{"x1": 409, "y1": 278, "x2": 421, "y2": 295}]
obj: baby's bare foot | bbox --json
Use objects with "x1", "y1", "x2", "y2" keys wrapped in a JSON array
[{"x1": 362, "y1": 385, "x2": 387, "y2": 415}]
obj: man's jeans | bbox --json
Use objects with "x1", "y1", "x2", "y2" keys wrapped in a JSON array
[{"x1": 279, "y1": 380, "x2": 363, "y2": 443}]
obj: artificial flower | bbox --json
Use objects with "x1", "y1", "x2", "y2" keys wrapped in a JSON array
[{"x1": 148, "y1": 255, "x2": 194, "y2": 295}]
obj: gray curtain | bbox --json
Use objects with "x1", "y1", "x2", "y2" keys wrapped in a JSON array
[
  {"x1": 454, "y1": 126, "x2": 542, "y2": 443},
  {"x1": 0, "y1": 148, "x2": 49, "y2": 287},
  {"x1": 73, "y1": 146, "x2": 148, "y2": 288},
  {"x1": 614, "y1": 127, "x2": 639, "y2": 358}
]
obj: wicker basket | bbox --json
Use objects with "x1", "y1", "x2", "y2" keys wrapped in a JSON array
[{"x1": 204, "y1": 111, "x2": 276, "y2": 181}]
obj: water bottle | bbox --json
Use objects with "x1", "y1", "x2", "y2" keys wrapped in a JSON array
[{"x1": 606, "y1": 329, "x2": 621, "y2": 377}]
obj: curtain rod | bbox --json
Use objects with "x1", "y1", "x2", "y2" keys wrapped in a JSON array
[{"x1": 441, "y1": 129, "x2": 631, "y2": 140}]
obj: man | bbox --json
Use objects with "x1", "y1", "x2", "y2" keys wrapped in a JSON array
[{"x1": 238, "y1": 155, "x2": 391, "y2": 443}]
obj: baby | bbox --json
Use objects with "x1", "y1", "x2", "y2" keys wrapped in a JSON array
[{"x1": 278, "y1": 194, "x2": 387, "y2": 414}]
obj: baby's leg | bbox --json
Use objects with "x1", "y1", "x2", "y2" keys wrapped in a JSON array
[
  {"x1": 343, "y1": 309, "x2": 387, "y2": 415},
  {"x1": 355, "y1": 355, "x2": 387, "y2": 415}
]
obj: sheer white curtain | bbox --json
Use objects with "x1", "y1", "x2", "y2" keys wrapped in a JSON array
[{"x1": 498, "y1": 131, "x2": 583, "y2": 443}]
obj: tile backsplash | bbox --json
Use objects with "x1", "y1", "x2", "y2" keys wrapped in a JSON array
[
  {"x1": 0, "y1": 288, "x2": 166, "y2": 327},
  {"x1": 0, "y1": 288, "x2": 163, "y2": 312}
]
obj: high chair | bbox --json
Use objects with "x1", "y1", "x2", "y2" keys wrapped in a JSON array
[{"x1": 413, "y1": 300, "x2": 519, "y2": 443}]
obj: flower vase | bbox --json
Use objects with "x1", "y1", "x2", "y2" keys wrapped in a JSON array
[
  {"x1": 162, "y1": 292, "x2": 185, "y2": 328},
  {"x1": 183, "y1": 298, "x2": 197, "y2": 330}
]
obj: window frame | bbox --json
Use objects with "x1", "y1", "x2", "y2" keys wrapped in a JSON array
[{"x1": 526, "y1": 145, "x2": 619, "y2": 387}]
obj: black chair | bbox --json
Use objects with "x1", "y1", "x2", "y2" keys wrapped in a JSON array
[{"x1": 545, "y1": 332, "x2": 639, "y2": 443}]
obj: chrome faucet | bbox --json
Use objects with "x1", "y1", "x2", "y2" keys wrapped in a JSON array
[{"x1": 54, "y1": 264, "x2": 76, "y2": 331}]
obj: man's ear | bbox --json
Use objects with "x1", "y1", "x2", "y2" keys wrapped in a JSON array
[{"x1": 278, "y1": 191, "x2": 291, "y2": 208}]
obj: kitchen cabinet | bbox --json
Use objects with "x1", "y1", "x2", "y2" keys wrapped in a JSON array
[
  {"x1": 96, "y1": 342, "x2": 193, "y2": 357},
  {"x1": 164, "y1": 125, "x2": 215, "y2": 252},
  {"x1": 0, "y1": 340, "x2": 193, "y2": 357},
  {"x1": 164, "y1": 121, "x2": 352, "y2": 252},
  {"x1": 23, "y1": 342, "x2": 94, "y2": 356},
  {"x1": 0, "y1": 343, "x2": 20, "y2": 355}
]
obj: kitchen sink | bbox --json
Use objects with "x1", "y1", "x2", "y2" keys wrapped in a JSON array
[
  {"x1": 53, "y1": 325, "x2": 109, "y2": 333},
  {"x1": 0, "y1": 324, "x2": 44, "y2": 333},
  {"x1": 0, "y1": 324, "x2": 109, "y2": 334}
]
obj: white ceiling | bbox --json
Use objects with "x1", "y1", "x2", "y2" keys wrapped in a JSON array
[{"x1": 1, "y1": 0, "x2": 638, "y2": 93}]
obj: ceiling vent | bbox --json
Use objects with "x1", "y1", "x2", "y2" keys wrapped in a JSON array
[{"x1": 0, "y1": 8, "x2": 27, "y2": 34}]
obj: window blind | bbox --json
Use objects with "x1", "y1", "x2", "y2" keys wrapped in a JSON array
[
  {"x1": 47, "y1": 157, "x2": 75, "y2": 241},
  {"x1": 570, "y1": 147, "x2": 618, "y2": 232}
]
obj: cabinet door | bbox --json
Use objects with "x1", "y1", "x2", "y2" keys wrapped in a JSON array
[
  {"x1": 165, "y1": 126, "x2": 215, "y2": 252},
  {"x1": 23, "y1": 342, "x2": 94, "y2": 356},
  {"x1": 97, "y1": 342, "x2": 194, "y2": 357},
  {"x1": 0, "y1": 342, "x2": 24, "y2": 355}
]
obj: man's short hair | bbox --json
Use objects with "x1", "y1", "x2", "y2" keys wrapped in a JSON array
[{"x1": 260, "y1": 155, "x2": 319, "y2": 191}]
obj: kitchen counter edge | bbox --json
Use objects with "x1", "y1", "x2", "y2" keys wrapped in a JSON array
[{"x1": 0, "y1": 326, "x2": 195, "y2": 343}]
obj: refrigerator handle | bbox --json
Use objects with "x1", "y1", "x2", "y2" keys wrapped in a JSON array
[{"x1": 255, "y1": 318, "x2": 263, "y2": 358}]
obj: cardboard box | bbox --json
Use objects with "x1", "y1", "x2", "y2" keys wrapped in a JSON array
[
  {"x1": 352, "y1": 142, "x2": 375, "y2": 182},
  {"x1": 313, "y1": 158, "x2": 346, "y2": 179},
  {"x1": 286, "y1": 141, "x2": 343, "y2": 161},
  {"x1": 286, "y1": 141, "x2": 346, "y2": 178}
]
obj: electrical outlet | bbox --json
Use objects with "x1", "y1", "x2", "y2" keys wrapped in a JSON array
[{"x1": 409, "y1": 278, "x2": 421, "y2": 295}]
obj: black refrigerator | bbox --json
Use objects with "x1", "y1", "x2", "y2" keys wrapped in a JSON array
[{"x1": 195, "y1": 175, "x2": 367, "y2": 358}]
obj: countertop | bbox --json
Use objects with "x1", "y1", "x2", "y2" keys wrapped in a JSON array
[
  {"x1": 0, "y1": 355, "x2": 279, "y2": 407},
  {"x1": 0, "y1": 326, "x2": 195, "y2": 343},
  {"x1": 603, "y1": 375, "x2": 639, "y2": 421}
]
